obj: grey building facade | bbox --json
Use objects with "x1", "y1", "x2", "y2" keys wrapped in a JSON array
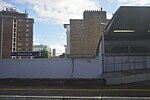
[{"x1": 98, "y1": 6, "x2": 150, "y2": 73}]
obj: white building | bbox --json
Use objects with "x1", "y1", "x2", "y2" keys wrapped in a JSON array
[
  {"x1": 33, "y1": 44, "x2": 48, "y2": 51},
  {"x1": 63, "y1": 24, "x2": 70, "y2": 55}
]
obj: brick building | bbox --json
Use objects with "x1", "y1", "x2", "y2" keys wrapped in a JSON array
[
  {"x1": 0, "y1": 7, "x2": 34, "y2": 59},
  {"x1": 64, "y1": 9, "x2": 109, "y2": 58}
]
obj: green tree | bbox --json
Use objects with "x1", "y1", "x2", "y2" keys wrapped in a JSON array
[{"x1": 34, "y1": 49, "x2": 48, "y2": 58}]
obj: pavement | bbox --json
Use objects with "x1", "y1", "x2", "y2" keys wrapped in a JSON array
[{"x1": 1, "y1": 80, "x2": 150, "y2": 97}]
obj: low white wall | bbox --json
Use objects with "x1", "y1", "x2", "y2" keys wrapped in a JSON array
[{"x1": 0, "y1": 58, "x2": 102, "y2": 79}]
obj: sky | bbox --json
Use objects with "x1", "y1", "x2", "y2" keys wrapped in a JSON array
[{"x1": 1, "y1": 0, "x2": 150, "y2": 55}]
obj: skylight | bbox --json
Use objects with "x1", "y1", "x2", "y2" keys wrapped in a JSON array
[{"x1": 114, "y1": 30, "x2": 135, "y2": 33}]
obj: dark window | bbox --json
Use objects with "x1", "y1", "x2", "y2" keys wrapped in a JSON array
[
  {"x1": 14, "y1": 33, "x2": 16, "y2": 37},
  {"x1": 14, "y1": 29, "x2": 16, "y2": 32},
  {"x1": 13, "y1": 48, "x2": 15, "y2": 51},
  {"x1": 130, "y1": 46, "x2": 149, "y2": 53},
  {"x1": 13, "y1": 38, "x2": 15, "y2": 42},
  {"x1": 18, "y1": 33, "x2": 22, "y2": 36},
  {"x1": 14, "y1": 19, "x2": 16, "y2": 23},
  {"x1": 18, "y1": 28, "x2": 22, "y2": 31},
  {"x1": 111, "y1": 47, "x2": 129, "y2": 53},
  {"x1": 14, "y1": 24, "x2": 16, "y2": 28}
]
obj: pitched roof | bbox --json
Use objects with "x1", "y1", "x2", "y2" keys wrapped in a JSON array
[{"x1": 105, "y1": 6, "x2": 150, "y2": 40}]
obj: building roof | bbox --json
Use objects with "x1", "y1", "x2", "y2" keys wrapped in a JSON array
[
  {"x1": 105, "y1": 6, "x2": 150, "y2": 40},
  {"x1": 96, "y1": 6, "x2": 150, "y2": 55}
]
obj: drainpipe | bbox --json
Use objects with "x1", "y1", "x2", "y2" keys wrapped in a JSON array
[
  {"x1": 1, "y1": 16, "x2": 3, "y2": 59},
  {"x1": 102, "y1": 31, "x2": 105, "y2": 73}
]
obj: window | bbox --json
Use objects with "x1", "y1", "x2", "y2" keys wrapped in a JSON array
[
  {"x1": 18, "y1": 28, "x2": 22, "y2": 31},
  {"x1": 114, "y1": 29, "x2": 135, "y2": 33},
  {"x1": 26, "y1": 24, "x2": 29, "y2": 27},
  {"x1": 26, "y1": 33, "x2": 29, "y2": 37},
  {"x1": 12, "y1": 57, "x2": 16, "y2": 59},
  {"x1": 13, "y1": 43, "x2": 15, "y2": 47},
  {"x1": 13, "y1": 33, "x2": 15, "y2": 37},
  {"x1": 18, "y1": 33, "x2": 22, "y2": 36},
  {"x1": 13, "y1": 38, "x2": 16, "y2": 42},
  {"x1": 18, "y1": 38, "x2": 22, "y2": 41},
  {"x1": 13, "y1": 48, "x2": 16, "y2": 51},
  {"x1": 14, "y1": 29, "x2": 16, "y2": 32},
  {"x1": 18, "y1": 43, "x2": 22, "y2": 46},
  {"x1": 26, "y1": 43, "x2": 29, "y2": 46},
  {"x1": 25, "y1": 48, "x2": 29, "y2": 51},
  {"x1": 26, "y1": 29, "x2": 29, "y2": 32},
  {"x1": 18, "y1": 19, "x2": 23, "y2": 22},
  {"x1": 26, "y1": 19, "x2": 29, "y2": 22},
  {"x1": 14, "y1": 24, "x2": 16, "y2": 28},
  {"x1": 14, "y1": 19, "x2": 16, "y2": 23},
  {"x1": 18, "y1": 24, "x2": 23, "y2": 27},
  {"x1": 26, "y1": 38, "x2": 29, "y2": 41},
  {"x1": 18, "y1": 48, "x2": 22, "y2": 51}
]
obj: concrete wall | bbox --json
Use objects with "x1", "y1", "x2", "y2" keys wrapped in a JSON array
[{"x1": 0, "y1": 58, "x2": 102, "y2": 79}]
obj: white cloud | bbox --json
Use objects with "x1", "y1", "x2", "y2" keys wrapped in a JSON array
[
  {"x1": 59, "y1": 33, "x2": 66, "y2": 39},
  {"x1": 107, "y1": 13, "x2": 113, "y2": 19},
  {"x1": 14, "y1": 0, "x2": 99, "y2": 24},
  {"x1": 0, "y1": 0, "x2": 13, "y2": 10},
  {"x1": 110, "y1": 0, "x2": 150, "y2": 6}
]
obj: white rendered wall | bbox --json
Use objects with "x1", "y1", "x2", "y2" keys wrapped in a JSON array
[{"x1": 0, "y1": 57, "x2": 102, "y2": 79}]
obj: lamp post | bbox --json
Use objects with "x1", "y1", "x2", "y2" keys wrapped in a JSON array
[{"x1": 100, "y1": 23, "x2": 107, "y2": 73}]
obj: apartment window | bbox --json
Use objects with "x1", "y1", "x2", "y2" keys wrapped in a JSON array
[
  {"x1": 18, "y1": 28, "x2": 22, "y2": 31},
  {"x1": 18, "y1": 19, "x2": 23, "y2": 22},
  {"x1": 14, "y1": 19, "x2": 16, "y2": 23},
  {"x1": 18, "y1": 38, "x2": 22, "y2": 41},
  {"x1": 18, "y1": 48, "x2": 22, "y2": 51},
  {"x1": 114, "y1": 29, "x2": 135, "y2": 33},
  {"x1": 26, "y1": 43, "x2": 29, "y2": 46},
  {"x1": 13, "y1": 43, "x2": 15, "y2": 47},
  {"x1": 13, "y1": 38, "x2": 16, "y2": 42},
  {"x1": 26, "y1": 24, "x2": 29, "y2": 27},
  {"x1": 14, "y1": 29, "x2": 16, "y2": 32},
  {"x1": 26, "y1": 38, "x2": 29, "y2": 41},
  {"x1": 26, "y1": 33, "x2": 29, "y2": 37},
  {"x1": 12, "y1": 56, "x2": 16, "y2": 59},
  {"x1": 18, "y1": 43, "x2": 22, "y2": 46},
  {"x1": 25, "y1": 48, "x2": 29, "y2": 51},
  {"x1": 26, "y1": 19, "x2": 29, "y2": 23},
  {"x1": 18, "y1": 33, "x2": 22, "y2": 36},
  {"x1": 26, "y1": 29, "x2": 29, "y2": 32},
  {"x1": 18, "y1": 24, "x2": 23, "y2": 27},
  {"x1": 13, "y1": 48, "x2": 16, "y2": 51},
  {"x1": 14, "y1": 24, "x2": 16, "y2": 28},
  {"x1": 13, "y1": 33, "x2": 15, "y2": 37}
]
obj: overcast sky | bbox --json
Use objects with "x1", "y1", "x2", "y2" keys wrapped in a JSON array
[{"x1": 1, "y1": 0, "x2": 150, "y2": 55}]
